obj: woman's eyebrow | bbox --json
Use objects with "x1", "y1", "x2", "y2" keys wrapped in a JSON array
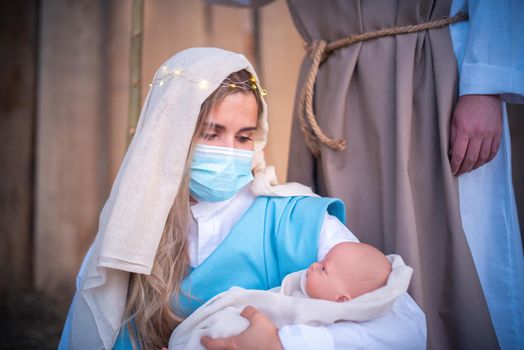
[
  {"x1": 238, "y1": 126, "x2": 257, "y2": 133},
  {"x1": 203, "y1": 122, "x2": 225, "y2": 131}
]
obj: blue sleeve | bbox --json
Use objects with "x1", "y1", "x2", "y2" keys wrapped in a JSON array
[{"x1": 450, "y1": 0, "x2": 524, "y2": 102}]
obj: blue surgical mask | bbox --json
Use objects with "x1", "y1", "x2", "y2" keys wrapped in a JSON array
[{"x1": 189, "y1": 144, "x2": 254, "y2": 202}]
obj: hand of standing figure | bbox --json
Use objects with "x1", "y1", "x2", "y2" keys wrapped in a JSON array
[
  {"x1": 201, "y1": 306, "x2": 283, "y2": 350},
  {"x1": 449, "y1": 94, "x2": 502, "y2": 176}
]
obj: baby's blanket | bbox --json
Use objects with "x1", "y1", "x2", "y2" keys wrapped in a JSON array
[{"x1": 169, "y1": 255, "x2": 412, "y2": 349}]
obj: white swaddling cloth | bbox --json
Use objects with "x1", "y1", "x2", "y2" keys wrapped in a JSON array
[{"x1": 169, "y1": 254, "x2": 412, "y2": 350}]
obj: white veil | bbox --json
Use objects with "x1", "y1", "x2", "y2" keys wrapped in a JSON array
[{"x1": 65, "y1": 48, "x2": 315, "y2": 349}]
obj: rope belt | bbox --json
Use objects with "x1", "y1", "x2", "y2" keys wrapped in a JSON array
[{"x1": 299, "y1": 12, "x2": 468, "y2": 157}]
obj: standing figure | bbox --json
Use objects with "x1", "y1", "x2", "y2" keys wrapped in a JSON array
[{"x1": 281, "y1": 1, "x2": 523, "y2": 349}]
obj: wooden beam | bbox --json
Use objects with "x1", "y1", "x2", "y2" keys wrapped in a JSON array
[
  {"x1": 0, "y1": 0, "x2": 38, "y2": 296},
  {"x1": 35, "y1": 0, "x2": 107, "y2": 303},
  {"x1": 127, "y1": 0, "x2": 145, "y2": 145}
]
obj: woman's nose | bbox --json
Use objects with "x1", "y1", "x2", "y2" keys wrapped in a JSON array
[{"x1": 216, "y1": 135, "x2": 235, "y2": 149}]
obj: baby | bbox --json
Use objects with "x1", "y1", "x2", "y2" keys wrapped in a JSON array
[
  {"x1": 169, "y1": 242, "x2": 412, "y2": 350},
  {"x1": 305, "y1": 242, "x2": 391, "y2": 302}
]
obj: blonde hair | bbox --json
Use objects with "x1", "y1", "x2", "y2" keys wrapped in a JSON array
[{"x1": 123, "y1": 69, "x2": 262, "y2": 349}]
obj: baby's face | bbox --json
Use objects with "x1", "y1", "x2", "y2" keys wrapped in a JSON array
[
  {"x1": 305, "y1": 247, "x2": 352, "y2": 302},
  {"x1": 305, "y1": 242, "x2": 391, "y2": 302}
]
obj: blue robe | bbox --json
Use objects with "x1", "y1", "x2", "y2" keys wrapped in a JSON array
[{"x1": 113, "y1": 195, "x2": 345, "y2": 349}]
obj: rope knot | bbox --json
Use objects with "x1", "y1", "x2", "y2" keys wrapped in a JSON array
[
  {"x1": 299, "y1": 39, "x2": 346, "y2": 157},
  {"x1": 307, "y1": 40, "x2": 328, "y2": 61},
  {"x1": 298, "y1": 12, "x2": 468, "y2": 158}
]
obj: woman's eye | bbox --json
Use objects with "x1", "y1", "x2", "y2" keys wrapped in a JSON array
[
  {"x1": 236, "y1": 135, "x2": 253, "y2": 143},
  {"x1": 202, "y1": 133, "x2": 218, "y2": 141}
]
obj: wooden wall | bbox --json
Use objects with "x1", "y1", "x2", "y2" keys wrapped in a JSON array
[
  {"x1": 1, "y1": 0, "x2": 522, "y2": 309},
  {"x1": 0, "y1": 1, "x2": 38, "y2": 297},
  {"x1": 11, "y1": 0, "x2": 303, "y2": 305},
  {"x1": 35, "y1": 0, "x2": 110, "y2": 302},
  {"x1": 508, "y1": 105, "x2": 524, "y2": 232}
]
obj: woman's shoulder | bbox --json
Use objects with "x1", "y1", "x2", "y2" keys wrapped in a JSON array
[
  {"x1": 254, "y1": 195, "x2": 345, "y2": 223},
  {"x1": 260, "y1": 194, "x2": 344, "y2": 205}
]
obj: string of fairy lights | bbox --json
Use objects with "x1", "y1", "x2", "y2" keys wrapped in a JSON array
[{"x1": 149, "y1": 65, "x2": 267, "y2": 96}]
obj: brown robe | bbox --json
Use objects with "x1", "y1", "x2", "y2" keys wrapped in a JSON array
[{"x1": 286, "y1": 1, "x2": 499, "y2": 349}]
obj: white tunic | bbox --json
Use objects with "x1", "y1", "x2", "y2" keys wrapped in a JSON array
[{"x1": 451, "y1": 1, "x2": 524, "y2": 348}]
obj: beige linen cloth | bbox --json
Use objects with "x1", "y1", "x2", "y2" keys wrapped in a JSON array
[{"x1": 168, "y1": 255, "x2": 412, "y2": 350}]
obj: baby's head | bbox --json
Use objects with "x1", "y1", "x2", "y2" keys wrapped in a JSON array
[{"x1": 305, "y1": 242, "x2": 391, "y2": 302}]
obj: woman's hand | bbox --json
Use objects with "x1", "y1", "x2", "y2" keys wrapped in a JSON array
[
  {"x1": 201, "y1": 306, "x2": 283, "y2": 350},
  {"x1": 449, "y1": 94, "x2": 502, "y2": 176}
]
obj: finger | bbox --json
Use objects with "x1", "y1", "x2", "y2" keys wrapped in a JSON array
[
  {"x1": 200, "y1": 336, "x2": 233, "y2": 350},
  {"x1": 200, "y1": 336, "x2": 213, "y2": 349},
  {"x1": 473, "y1": 138, "x2": 492, "y2": 170},
  {"x1": 487, "y1": 133, "x2": 502, "y2": 163},
  {"x1": 458, "y1": 137, "x2": 481, "y2": 175},
  {"x1": 240, "y1": 305, "x2": 259, "y2": 320},
  {"x1": 450, "y1": 135, "x2": 469, "y2": 175},
  {"x1": 449, "y1": 120, "x2": 457, "y2": 158}
]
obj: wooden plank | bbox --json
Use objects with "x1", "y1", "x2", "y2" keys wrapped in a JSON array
[
  {"x1": 259, "y1": 0, "x2": 303, "y2": 182},
  {"x1": 127, "y1": 0, "x2": 144, "y2": 145},
  {"x1": 35, "y1": 0, "x2": 108, "y2": 303},
  {"x1": 507, "y1": 103, "x2": 524, "y2": 239},
  {"x1": 0, "y1": 0, "x2": 38, "y2": 296},
  {"x1": 106, "y1": 0, "x2": 132, "y2": 183}
]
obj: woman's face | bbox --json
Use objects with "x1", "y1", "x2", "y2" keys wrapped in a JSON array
[{"x1": 199, "y1": 92, "x2": 258, "y2": 151}]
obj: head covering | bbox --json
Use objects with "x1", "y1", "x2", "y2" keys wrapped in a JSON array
[{"x1": 67, "y1": 48, "x2": 315, "y2": 349}]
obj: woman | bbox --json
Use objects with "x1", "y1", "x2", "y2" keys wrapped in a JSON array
[{"x1": 59, "y1": 48, "x2": 425, "y2": 349}]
